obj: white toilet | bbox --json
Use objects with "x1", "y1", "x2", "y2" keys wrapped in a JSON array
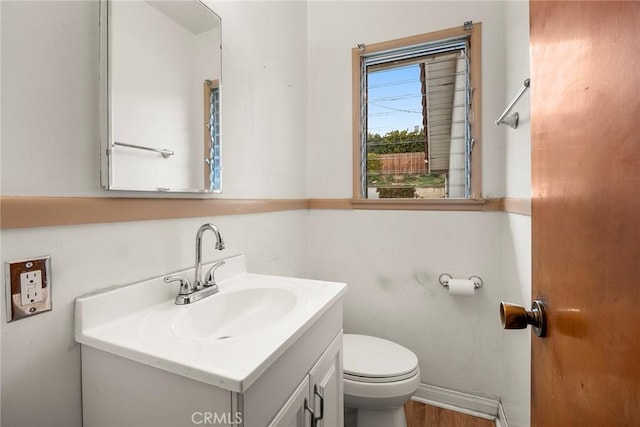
[{"x1": 343, "y1": 334, "x2": 420, "y2": 427}]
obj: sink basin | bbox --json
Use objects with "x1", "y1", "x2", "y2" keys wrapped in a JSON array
[
  {"x1": 144, "y1": 286, "x2": 300, "y2": 341},
  {"x1": 74, "y1": 254, "x2": 347, "y2": 392}
]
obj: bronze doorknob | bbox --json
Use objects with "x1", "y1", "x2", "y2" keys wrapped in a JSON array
[{"x1": 500, "y1": 300, "x2": 547, "y2": 337}]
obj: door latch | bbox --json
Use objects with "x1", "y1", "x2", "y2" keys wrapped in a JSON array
[{"x1": 500, "y1": 300, "x2": 547, "y2": 337}]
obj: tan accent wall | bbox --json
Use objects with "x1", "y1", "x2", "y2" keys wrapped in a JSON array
[
  {"x1": 0, "y1": 197, "x2": 309, "y2": 229},
  {"x1": 1, "y1": 197, "x2": 529, "y2": 229},
  {"x1": 502, "y1": 198, "x2": 531, "y2": 216}
]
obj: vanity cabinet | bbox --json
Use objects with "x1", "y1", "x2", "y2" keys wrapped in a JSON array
[
  {"x1": 271, "y1": 375, "x2": 311, "y2": 426},
  {"x1": 270, "y1": 332, "x2": 343, "y2": 427},
  {"x1": 80, "y1": 299, "x2": 344, "y2": 427},
  {"x1": 76, "y1": 255, "x2": 346, "y2": 427}
]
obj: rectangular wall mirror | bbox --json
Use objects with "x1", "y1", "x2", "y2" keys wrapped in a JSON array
[{"x1": 100, "y1": 0, "x2": 222, "y2": 193}]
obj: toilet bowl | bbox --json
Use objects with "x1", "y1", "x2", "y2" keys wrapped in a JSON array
[{"x1": 343, "y1": 334, "x2": 420, "y2": 427}]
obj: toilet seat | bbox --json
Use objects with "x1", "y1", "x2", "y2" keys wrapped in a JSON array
[
  {"x1": 344, "y1": 367, "x2": 419, "y2": 383},
  {"x1": 343, "y1": 334, "x2": 419, "y2": 383}
]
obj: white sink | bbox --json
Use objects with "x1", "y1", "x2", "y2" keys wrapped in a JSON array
[
  {"x1": 74, "y1": 254, "x2": 346, "y2": 392},
  {"x1": 143, "y1": 286, "x2": 301, "y2": 341}
]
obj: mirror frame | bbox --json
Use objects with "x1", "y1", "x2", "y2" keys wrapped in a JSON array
[{"x1": 99, "y1": 0, "x2": 222, "y2": 194}]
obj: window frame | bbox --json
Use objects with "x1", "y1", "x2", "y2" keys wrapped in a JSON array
[{"x1": 352, "y1": 23, "x2": 482, "y2": 202}]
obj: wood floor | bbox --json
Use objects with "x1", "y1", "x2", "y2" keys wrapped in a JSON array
[{"x1": 404, "y1": 400, "x2": 495, "y2": 427}]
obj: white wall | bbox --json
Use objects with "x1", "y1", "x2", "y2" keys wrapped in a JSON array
[
  {"x1": 500, "y1": 1, "x2": 532, "y2": 426},
  {"x1": 0, "y1": 2, "x2": 308, "y2": 426},
  {"x1": 503, "y1": 1, "x2": 531, "y2": 201},
  {"x1": 500, "y1": 213, "x2": 531, "y2": 426},
  {"x1": 213, "y1": 0, "x2": 308, "y2": 199},
  {"x1": 1, "y1": 1, "x2": 100, "y2": 197},
  {"x1": 308, "y1": 210, "x2": 505, "y2": 396},
  {"x1": 306, "y1": 1, "x2": 508, "y2": 399}
]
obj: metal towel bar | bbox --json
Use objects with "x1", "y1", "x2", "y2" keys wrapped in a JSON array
[
  {"x1": 495, "y1": 78, "x2": 530, "y2": 129},
  {"x1": 113, "y1": 142, "x2": 174, "y2": 158}
]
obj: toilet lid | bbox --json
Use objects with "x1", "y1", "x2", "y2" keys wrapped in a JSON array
[{"x1": 343, "y1": 334, "x2": 419, "y2": 381}]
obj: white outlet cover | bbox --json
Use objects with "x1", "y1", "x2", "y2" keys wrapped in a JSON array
[{"x1": 20, "y1": 270, "x2": 43, "y2": 305}]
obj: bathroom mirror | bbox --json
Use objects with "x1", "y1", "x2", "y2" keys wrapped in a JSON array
[{"x1": 100, "y1": 0, "x2": 222, "y2": 193}]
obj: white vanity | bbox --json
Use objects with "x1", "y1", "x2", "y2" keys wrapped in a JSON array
[{"x1": 75, "y1": 254, "x2": 346, "y2": 427}]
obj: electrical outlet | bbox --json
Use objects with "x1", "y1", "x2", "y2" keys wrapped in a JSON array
[
  {"x1": 5, "y1": 256, "x2": 52, "y2": 322},
  {"x1": 20, "y1": 270, "x2": 43, "y2": 305}
]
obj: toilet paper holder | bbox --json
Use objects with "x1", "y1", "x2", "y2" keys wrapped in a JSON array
[{"x1": 438, "y1": 273, "x2": 484, "y2": 289}]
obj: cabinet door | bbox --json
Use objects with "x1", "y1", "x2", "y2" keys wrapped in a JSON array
[
  {"x1": 268, "y1": 375, "x2": 311, "y2": 427},
  {"x1": 308, "y1": 332, "x2": 343, "y2": 427}
]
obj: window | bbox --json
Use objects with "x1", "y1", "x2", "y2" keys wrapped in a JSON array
[
  {"x1": 204, "y1": 79, "x2": 221, "y2": 192},
  {"x1": 352, "y1": 23, "x2": 481, "y2": 200}
]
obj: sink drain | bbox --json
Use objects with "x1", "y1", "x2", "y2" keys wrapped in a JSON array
[{"x1": 216, "y1": 335, "x2": 232, "y2": 340}]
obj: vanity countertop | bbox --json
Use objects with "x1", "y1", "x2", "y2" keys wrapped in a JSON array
[{"x1": 74, "y1": 254, "x2": 346, "y2": 393}]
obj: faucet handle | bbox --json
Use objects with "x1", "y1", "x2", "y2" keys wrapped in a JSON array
[
  {"x1": 164, "y1": 275, "x2": 193, "y2": 295},
  {"x1": 204, "y1": 260, "x2": 226, "y2": 287}
]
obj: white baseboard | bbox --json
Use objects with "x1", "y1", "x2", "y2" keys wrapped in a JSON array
[
  {"x1": 496, "y1": 401, "x2": 510, "y2": 427},
  {"x1": 412, "y1": 383, "x2": 499, "y2": 422}
]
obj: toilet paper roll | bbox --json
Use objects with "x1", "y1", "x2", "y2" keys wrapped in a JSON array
[{"x1": 448, "y1": 279, "x2": 476, "y2": 296}]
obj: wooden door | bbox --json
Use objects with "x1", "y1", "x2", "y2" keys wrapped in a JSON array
[{"x1": 530, "y1": 1, "x2": 640, "y2": 426}]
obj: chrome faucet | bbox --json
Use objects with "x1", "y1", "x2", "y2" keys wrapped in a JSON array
[
  {"x1": 164, "y1": 223, "x2": 226, "y2": 305},
  {"x1": 194, "y1": 223, "x2": 225, "y2": 289}
]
